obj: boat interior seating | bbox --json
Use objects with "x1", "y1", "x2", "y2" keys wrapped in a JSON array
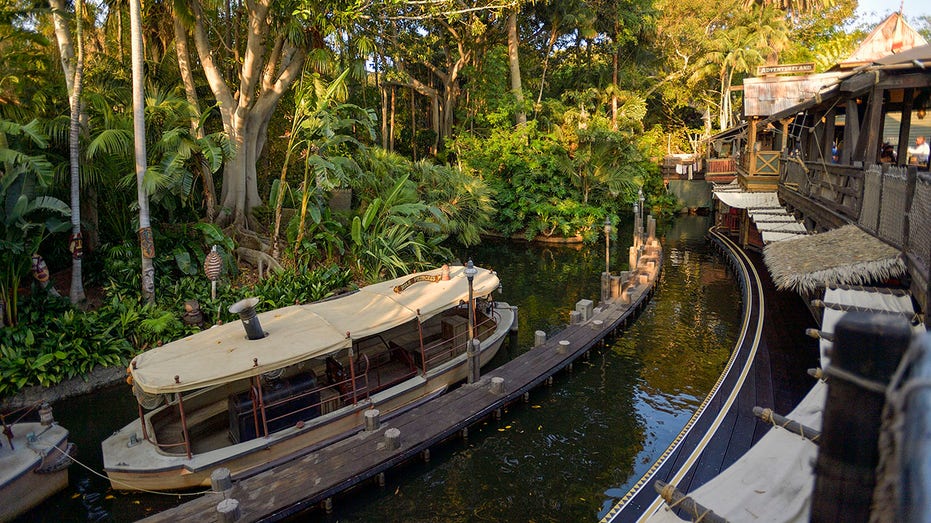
[{"x1": 228, "y1": 370, "x2": 321, "y2": 443}]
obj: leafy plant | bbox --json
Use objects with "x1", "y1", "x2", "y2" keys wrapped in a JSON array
[{"x1": 0, "y1": 118, "x2": 70, "y2": 325}]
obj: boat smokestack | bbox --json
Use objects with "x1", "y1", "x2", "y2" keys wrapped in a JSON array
[{"x1": 229, "y1": 297, "x2": 265, "y2": 340}]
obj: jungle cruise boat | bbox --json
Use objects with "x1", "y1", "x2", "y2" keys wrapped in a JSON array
[
  {"x1": 0, "y1": 404, "x2": 75, "y2": 521},
  {"x1": 102, "y1": 264, "x2": 514, "y2": 491}
]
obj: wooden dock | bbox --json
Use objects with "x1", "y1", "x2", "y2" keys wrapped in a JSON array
[
  {"x1": 601, "y1": 227, "x2": 816, "y2": 523},
  {"x1": 140, "y1": 241, "x2": 664, "y2": 522}
]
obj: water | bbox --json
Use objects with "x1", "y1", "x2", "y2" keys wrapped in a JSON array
[{"x1": 21, "y1": 214, "x2": 740, "y2": 522}]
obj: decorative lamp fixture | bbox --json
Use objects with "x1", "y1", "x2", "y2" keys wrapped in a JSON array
[{"x1": 204, "y1": 245, "x2": 222, "y2": 299}]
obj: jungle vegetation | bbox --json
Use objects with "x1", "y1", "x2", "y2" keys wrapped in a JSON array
[{"x1": 0, "y1": 0, "x2": 928, "y2": 394}]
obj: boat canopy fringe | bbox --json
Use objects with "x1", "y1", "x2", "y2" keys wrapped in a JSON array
[{"x1": 762, "y1": 225, "x2": 905, "y2": 295}]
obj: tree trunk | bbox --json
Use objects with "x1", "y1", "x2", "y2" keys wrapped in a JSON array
[
  {"x1": 411, "y1": 86, "x2": 417, "y2": 160},
  {"x1": 68, "y1": 0, "x2": 85, "y2": 304},
  {"x1": 507, "y1": 9, "x2": 526, "y2": 126},
  {"x1": 50, "y1": 0, "x2": 86, "y2": 304},
  {"x1": 190, "y1": 0, "x2": 305, "y2": 228},
  {"x1": 390, "y1": 87, "x2": 396, "y2": 152},
  {"x1": 174, "y1": 15, "x2": 217, "y2": 221},
  {"x1": 130, "y1": 0, "x2": 155, "y2": 303},
  {"x1": 611, "y1": 47, "x2": 619, "y2": 131},
  {"x1": 536, "y1": 25, "x2": 558, "y2": 111}
]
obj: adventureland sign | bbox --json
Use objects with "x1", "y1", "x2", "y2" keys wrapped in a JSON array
[{"x1": 756, "y1": 62, "x2": 815, "y2": 76}]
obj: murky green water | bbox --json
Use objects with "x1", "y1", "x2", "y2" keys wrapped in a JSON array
[{"x1": 21, "y1": 215, "x2": 740, "y2": 522}]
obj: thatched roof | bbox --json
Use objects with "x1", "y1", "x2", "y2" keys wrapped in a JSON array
[{"x1": 763, "y1": 225, "x2": 905, "y2": 294}]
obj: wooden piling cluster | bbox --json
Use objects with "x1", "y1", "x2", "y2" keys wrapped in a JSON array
[{"x1": 140, "y1": 242, "x2": 662, "y2": 523}]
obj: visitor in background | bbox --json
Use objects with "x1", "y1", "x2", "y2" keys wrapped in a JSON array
[
  {"x1": 907, "y1": 136, "x2": 929, "y2": 165},
  {"x1": 880, "y1": 143, "x2": 896, "y2": 164}
]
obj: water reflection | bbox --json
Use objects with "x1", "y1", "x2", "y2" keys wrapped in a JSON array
[
  {"x1": 303, "y1": 215, "x2": 740, "y2": 522},
  {"x1": 21, "y1": 215, "x2": 740, "y2": 522}
]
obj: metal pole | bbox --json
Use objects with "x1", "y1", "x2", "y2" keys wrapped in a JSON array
[
  {"x1": 465, "y1": 260, "x2": 477, "y2": 383},
  {"x1": 604, "y1": 217, "x2": 611, "y2": 274}
]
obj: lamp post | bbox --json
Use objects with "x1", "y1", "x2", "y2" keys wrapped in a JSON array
[
  {"x1": 604, "y1": 216, "x2": 612, "y2": 275},
  {"x1": 464, "y1": 259, "x2": 478, "y2": 383},
  {"x1": 638, "y1": 187, "x2": 645, "y2": 242}
]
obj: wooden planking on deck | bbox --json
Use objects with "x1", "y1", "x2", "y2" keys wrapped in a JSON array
[{"x1": 141, "y1": 246, "x2": 663, "y2": 523}]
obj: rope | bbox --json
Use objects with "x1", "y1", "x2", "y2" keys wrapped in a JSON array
[
  {"x1": 823, "y1": 365, "x2": 887, "y2": 394},
  {"x1": 870, "y1": 338, "x2": 931, "y2": 523},
  {"x1": 50, "y1": 442, "x2": 214, "y2": 497}
]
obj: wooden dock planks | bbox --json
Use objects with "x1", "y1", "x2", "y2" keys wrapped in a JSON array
[{"x1": 141, "y1": 245, "x2": 664, "y2": 523}]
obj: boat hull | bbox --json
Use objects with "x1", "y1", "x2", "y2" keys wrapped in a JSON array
[
  {"x1": 103, "y1": 303, "x2": 515, "y2": 491},
  {"x1": 0, "y1": 422, "x2": 72, "y2": 522}
]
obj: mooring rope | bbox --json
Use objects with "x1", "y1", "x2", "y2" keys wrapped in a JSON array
[{"x1": 50, "y1": 441, "x2": 214, "y2": 498}]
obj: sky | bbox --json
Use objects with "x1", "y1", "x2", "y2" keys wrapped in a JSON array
[{"x1": 854, "y1": 0, "x2": 931, "y2": 26}]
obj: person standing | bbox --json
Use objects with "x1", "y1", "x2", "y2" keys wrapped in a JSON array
[{"x1": 907, "y1": 135, "x2": 929, "y2": 165}]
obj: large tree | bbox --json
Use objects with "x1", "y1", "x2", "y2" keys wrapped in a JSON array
[{"x1": 185, "y1": 0, "x2": 326, "y2": 229}]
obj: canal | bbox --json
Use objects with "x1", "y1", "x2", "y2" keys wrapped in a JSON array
[{"x1": 23, "y1": 214, "x2": 741, "y2": 522}]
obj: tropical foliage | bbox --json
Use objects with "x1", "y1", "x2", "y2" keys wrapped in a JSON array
[{"x1": 0, "y1": 0, "x2": 882, "y2": 393}]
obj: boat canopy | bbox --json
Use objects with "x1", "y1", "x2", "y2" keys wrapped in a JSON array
[{"x1": 130, "y1": 265, "x2": 500, "y2": 394}]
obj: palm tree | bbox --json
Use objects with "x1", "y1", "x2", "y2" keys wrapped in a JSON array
[
  {"x1": 129, "y1": 0, "x2": 154, "y2": 302},
  {"x1": 68, "y1": 0, "x2": 86, "y2": 304}
]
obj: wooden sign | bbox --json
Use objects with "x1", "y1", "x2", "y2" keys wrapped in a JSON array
[
  {"x1": 757, "y1": 63, "x2": 815, "y2": 75},
  {"x1": 393, "y1": 274, "x2": 441, "y2": 293}
]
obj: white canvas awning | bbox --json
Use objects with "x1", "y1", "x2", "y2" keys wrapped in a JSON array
[
  {"x1": 713, "y1": 190, "x2": 782, "y2": 210},
  {"x1": 130, "y1": 266, "x2": 500, "y2": 394},
  {"x1": 762, "y1": 231, "x2": 807, "y2": 244},
  {"x1": 818, "y1": 285, "x2": 923, "y2": 369}
]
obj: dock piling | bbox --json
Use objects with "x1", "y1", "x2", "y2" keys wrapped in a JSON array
[
  {"x1": 534, "y1": 330, "x2": 546, "y2": 347},
  {"x1": 570, "y1": 310, "x2": 581, "y2": 325},
  {"x1": 490, "y1": 377, "x2": 505, "y2": 394},
  {"x1": 211, "y1": 468, "x2": 232, "y2": 493},
  {"x1": 384, "y1": 428, "x2": 401, "y2": 450},
  {"x1": 364, "y1": 409, "x2": 381, "y2": 432},
  {"x1": 216, "y1": 498, "x2": 241, "y2": 523},
  {"x1": 557, "y1": 340, "x2": 570, "y2": 354},
  {"x1": 811, "y1": 312, "x2": 910, "y2": 522}
]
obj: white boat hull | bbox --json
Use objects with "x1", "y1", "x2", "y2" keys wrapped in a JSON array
[
  {"x1": 103, "y1": 303, "x2": 515, "y2": 491},
  {"x1": 0, "y1": 422, "x2": 73, "y2": 522}
]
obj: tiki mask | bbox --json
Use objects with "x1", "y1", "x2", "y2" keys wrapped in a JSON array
[{"x1": 32, "y1": 254, "x2": 50, "y2": 282}]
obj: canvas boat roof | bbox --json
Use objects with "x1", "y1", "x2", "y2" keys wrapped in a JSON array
[{"x1": 130, "y1": 265, "x2": 500, "y2": 394}]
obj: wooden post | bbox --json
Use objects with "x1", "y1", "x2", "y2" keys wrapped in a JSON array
[
  {"x1": 534, "y1": 330, "x2": 546, "y2": 347},
  {"x1": 216, "y1": 498, "x2": 241, "y2": 523},
  {"x1": 384, "y1": 428, "x2": 401, "y2": 450},
  {"x1": 490, "y1": 377, "x2": 505, "y2": 394},
  {"x1": 900, "y1": 333, "x2": 931, "y2": 522},
  {"x1": 210, "y1": 468, "x2": 232, "y2": 492},
  {"x1": 569, "y1": 311, "x2": 581, "y2": 325},
  {"x1": 364, "y1": 409, "x2": 381, "y2": 432},
  {"x1": 811, "y1": 312, "x2": 911, "y2": 522},
  {"x1": 557, "y1": 340, "x2": 570, "y2": 354}
]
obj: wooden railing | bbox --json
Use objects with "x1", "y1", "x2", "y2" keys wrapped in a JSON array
[{"x1": 779, "y1": 157, "x2": 931, "y2": 315}]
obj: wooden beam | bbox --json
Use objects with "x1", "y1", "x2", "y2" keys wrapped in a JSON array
[
  {"x1": 860, "y1": 85, "x2": 885, "y2": 165},
  {"x1": 897, "y1": 88, "x2": 914, "y2": 166},
  {"x1": 842, "y1": 99, "x2": 859, "y2": 164}
]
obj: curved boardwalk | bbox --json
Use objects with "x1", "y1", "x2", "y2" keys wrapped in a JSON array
[
  {"x1": 141, "y1": 243, "x2": 664, "y2": 523},
  {"x1": 602, "y1": 228, "x2": 816, "y2": 523}
]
